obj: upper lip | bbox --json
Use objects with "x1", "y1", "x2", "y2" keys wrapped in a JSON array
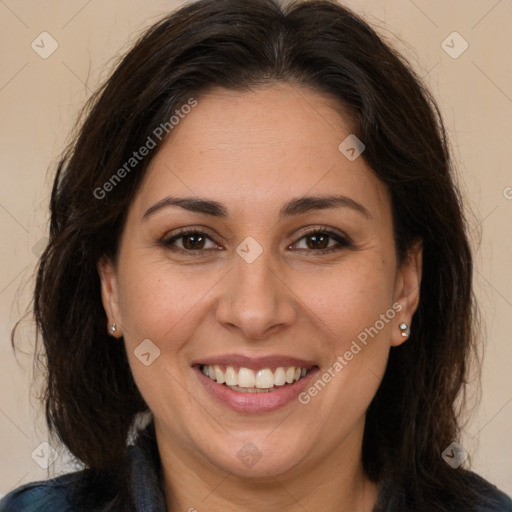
[{"x1": 191, "y1": 354, "x2": 317, "y2": 370}]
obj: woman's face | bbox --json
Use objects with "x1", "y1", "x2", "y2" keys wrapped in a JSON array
[{"x1": 99, "y1": 83, "x2": 421, "y2": 480}]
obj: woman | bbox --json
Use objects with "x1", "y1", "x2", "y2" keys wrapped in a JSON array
[{"x1": 2, "y1": 0, "x2": 511, "y2": 510}]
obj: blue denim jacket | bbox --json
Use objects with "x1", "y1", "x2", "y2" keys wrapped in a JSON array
[
  {"x1": 1, "y1": 424, "x2": 511, "y2": 511},
  {"x1": 0, "y1": 424, "x2": 167, "y2": 512}
]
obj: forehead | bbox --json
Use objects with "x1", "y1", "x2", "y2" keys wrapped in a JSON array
[{"x1": 132, "y1": 84, "x2": 389, "y2": 220}]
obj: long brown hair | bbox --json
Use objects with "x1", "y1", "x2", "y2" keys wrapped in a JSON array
[{"x1": 13, "y1": 0, "x2": 487, "y2": 509}]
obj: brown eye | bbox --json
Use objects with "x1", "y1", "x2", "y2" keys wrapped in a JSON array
[
  {"x1": 162, "y1": 230, "x2": 218, "y2": 252},
  {"x1": 181, "y1": 233, "x2": 206, "y2": 250},
  {"x1": 291, "y1": 229, "x2": 352, "y2": 254},
  {"x1": 305, "y1": 233, "x2": 330, "y2": 250}
]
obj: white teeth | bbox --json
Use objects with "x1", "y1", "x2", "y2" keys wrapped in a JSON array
[
  {"x1": 201, "y1": 364, "x2": 310, "y2": 389},
  {"x1": 214, "y1": 365, "x2": 225, "y2": 384},
  {"x1": 274, "y1": 367, "x2": 286, "y2": 386},
  {"x1": 285, "y1": 367, "x2": 295, "y2": 384},
  {"x1": 225, "y1": 366, "x2": 237, "y2": 386},
  {"x1": 255, "y1": 368, "x2": 274, "y2": 388},
  {"x1": 238, "y1": 367, "x2": 256, "y2": 388},
  {"x1": 226, "y1": 385, "x2": 276, "y2": 393}
]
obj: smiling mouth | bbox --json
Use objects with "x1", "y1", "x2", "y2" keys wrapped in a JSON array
[{"x1": 199, "y1": 364, "x2": 314, "y2": 393}]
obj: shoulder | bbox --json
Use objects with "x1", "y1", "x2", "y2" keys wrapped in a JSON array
[
  {"x1": 0, "y1": 423, "x2": 159, "y2": 512},
  {"x1": 464, "y1": 470, "x2": 512, "y2": 511},
  {"x1": 0, "y1": 470, "x2": 87, "y2": 511},
  {"x1": 379, "y1": 469, "x2": 512, "y2": 511}
]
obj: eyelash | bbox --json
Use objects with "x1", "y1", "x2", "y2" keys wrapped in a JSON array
[{"x1": 160, "y1": 227, "x2": 352, "y2": 256}]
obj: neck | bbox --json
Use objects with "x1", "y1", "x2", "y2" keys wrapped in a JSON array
[{"x1": 156, "y1": 419, "x2": 380, "y2": 512}]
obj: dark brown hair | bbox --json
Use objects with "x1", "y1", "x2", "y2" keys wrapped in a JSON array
[{"x1": 13, "y1": 0, "x2": 489, "y2": 509}]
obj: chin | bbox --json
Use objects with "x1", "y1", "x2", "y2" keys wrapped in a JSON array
[{"x1": 204, "y1": 433, "x2": 309, "y2": 479}]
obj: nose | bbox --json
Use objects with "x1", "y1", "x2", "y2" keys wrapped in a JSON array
[{"x1": 215, "y1": 250, "x2": 297, "y2": 340}]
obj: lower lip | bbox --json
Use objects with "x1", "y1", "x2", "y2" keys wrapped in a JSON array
[{"x1": 194, "y1": 366, "x2": 319, "y2": 413}]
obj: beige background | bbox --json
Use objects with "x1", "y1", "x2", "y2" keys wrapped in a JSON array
[{"x1": 1, "y1": 0, "x2": 511, "y2": 499}]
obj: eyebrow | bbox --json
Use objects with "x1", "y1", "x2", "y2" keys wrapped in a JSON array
[{"x1": 142, "y1": 194, "x2": 372, "y2": 221}]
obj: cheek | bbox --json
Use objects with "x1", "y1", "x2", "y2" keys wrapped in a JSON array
[
  {"x1": 292, "y1": 252, "x2": 396, "y2": 409},
  {"x1": 116, "y1": 253, "x2": 218, "y2": 347},
  {"x1": 296, "y1": 253, "x2": 396, "y2": 342},
  {"x1": 116, "y1": 256, "x2": 213, "y2": 424}
]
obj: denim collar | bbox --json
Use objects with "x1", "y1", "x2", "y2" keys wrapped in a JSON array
[{"x1": 127, "y1": 423, "x2": 167, "y2": 511}]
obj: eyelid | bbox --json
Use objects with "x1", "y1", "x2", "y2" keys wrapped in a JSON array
[
  {"x1": 292, "y1": 225, "x2": 352, "y2": 243},
  {"x1": 288, "y1": 226, "x2": 353, "y2": 252},
  {"x1": 161, "y1": 226, "x2": 222, "y2": 251},
  {"x1": 161, "y1": 225, "x2": 353, "y2": 254}
]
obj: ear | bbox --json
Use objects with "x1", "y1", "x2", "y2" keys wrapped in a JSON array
[
  {"x1": 391, "y1": 239, "x2": 423, "y2": 347},
  {"x1": 97, "y1": 255, "x2": 122, "y2": 338}
]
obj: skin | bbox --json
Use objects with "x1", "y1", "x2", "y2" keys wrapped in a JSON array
[{"x1": 98, "y1": 83, "x2": 422, "y2": 512}]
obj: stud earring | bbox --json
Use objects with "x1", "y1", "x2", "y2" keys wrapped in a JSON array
[
  {"x1": 109, "y1": 322, "x2": 117, "y2": 335},
  {"x1": 399, "y1": 322, "x2": 410, "y2": 338}
]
